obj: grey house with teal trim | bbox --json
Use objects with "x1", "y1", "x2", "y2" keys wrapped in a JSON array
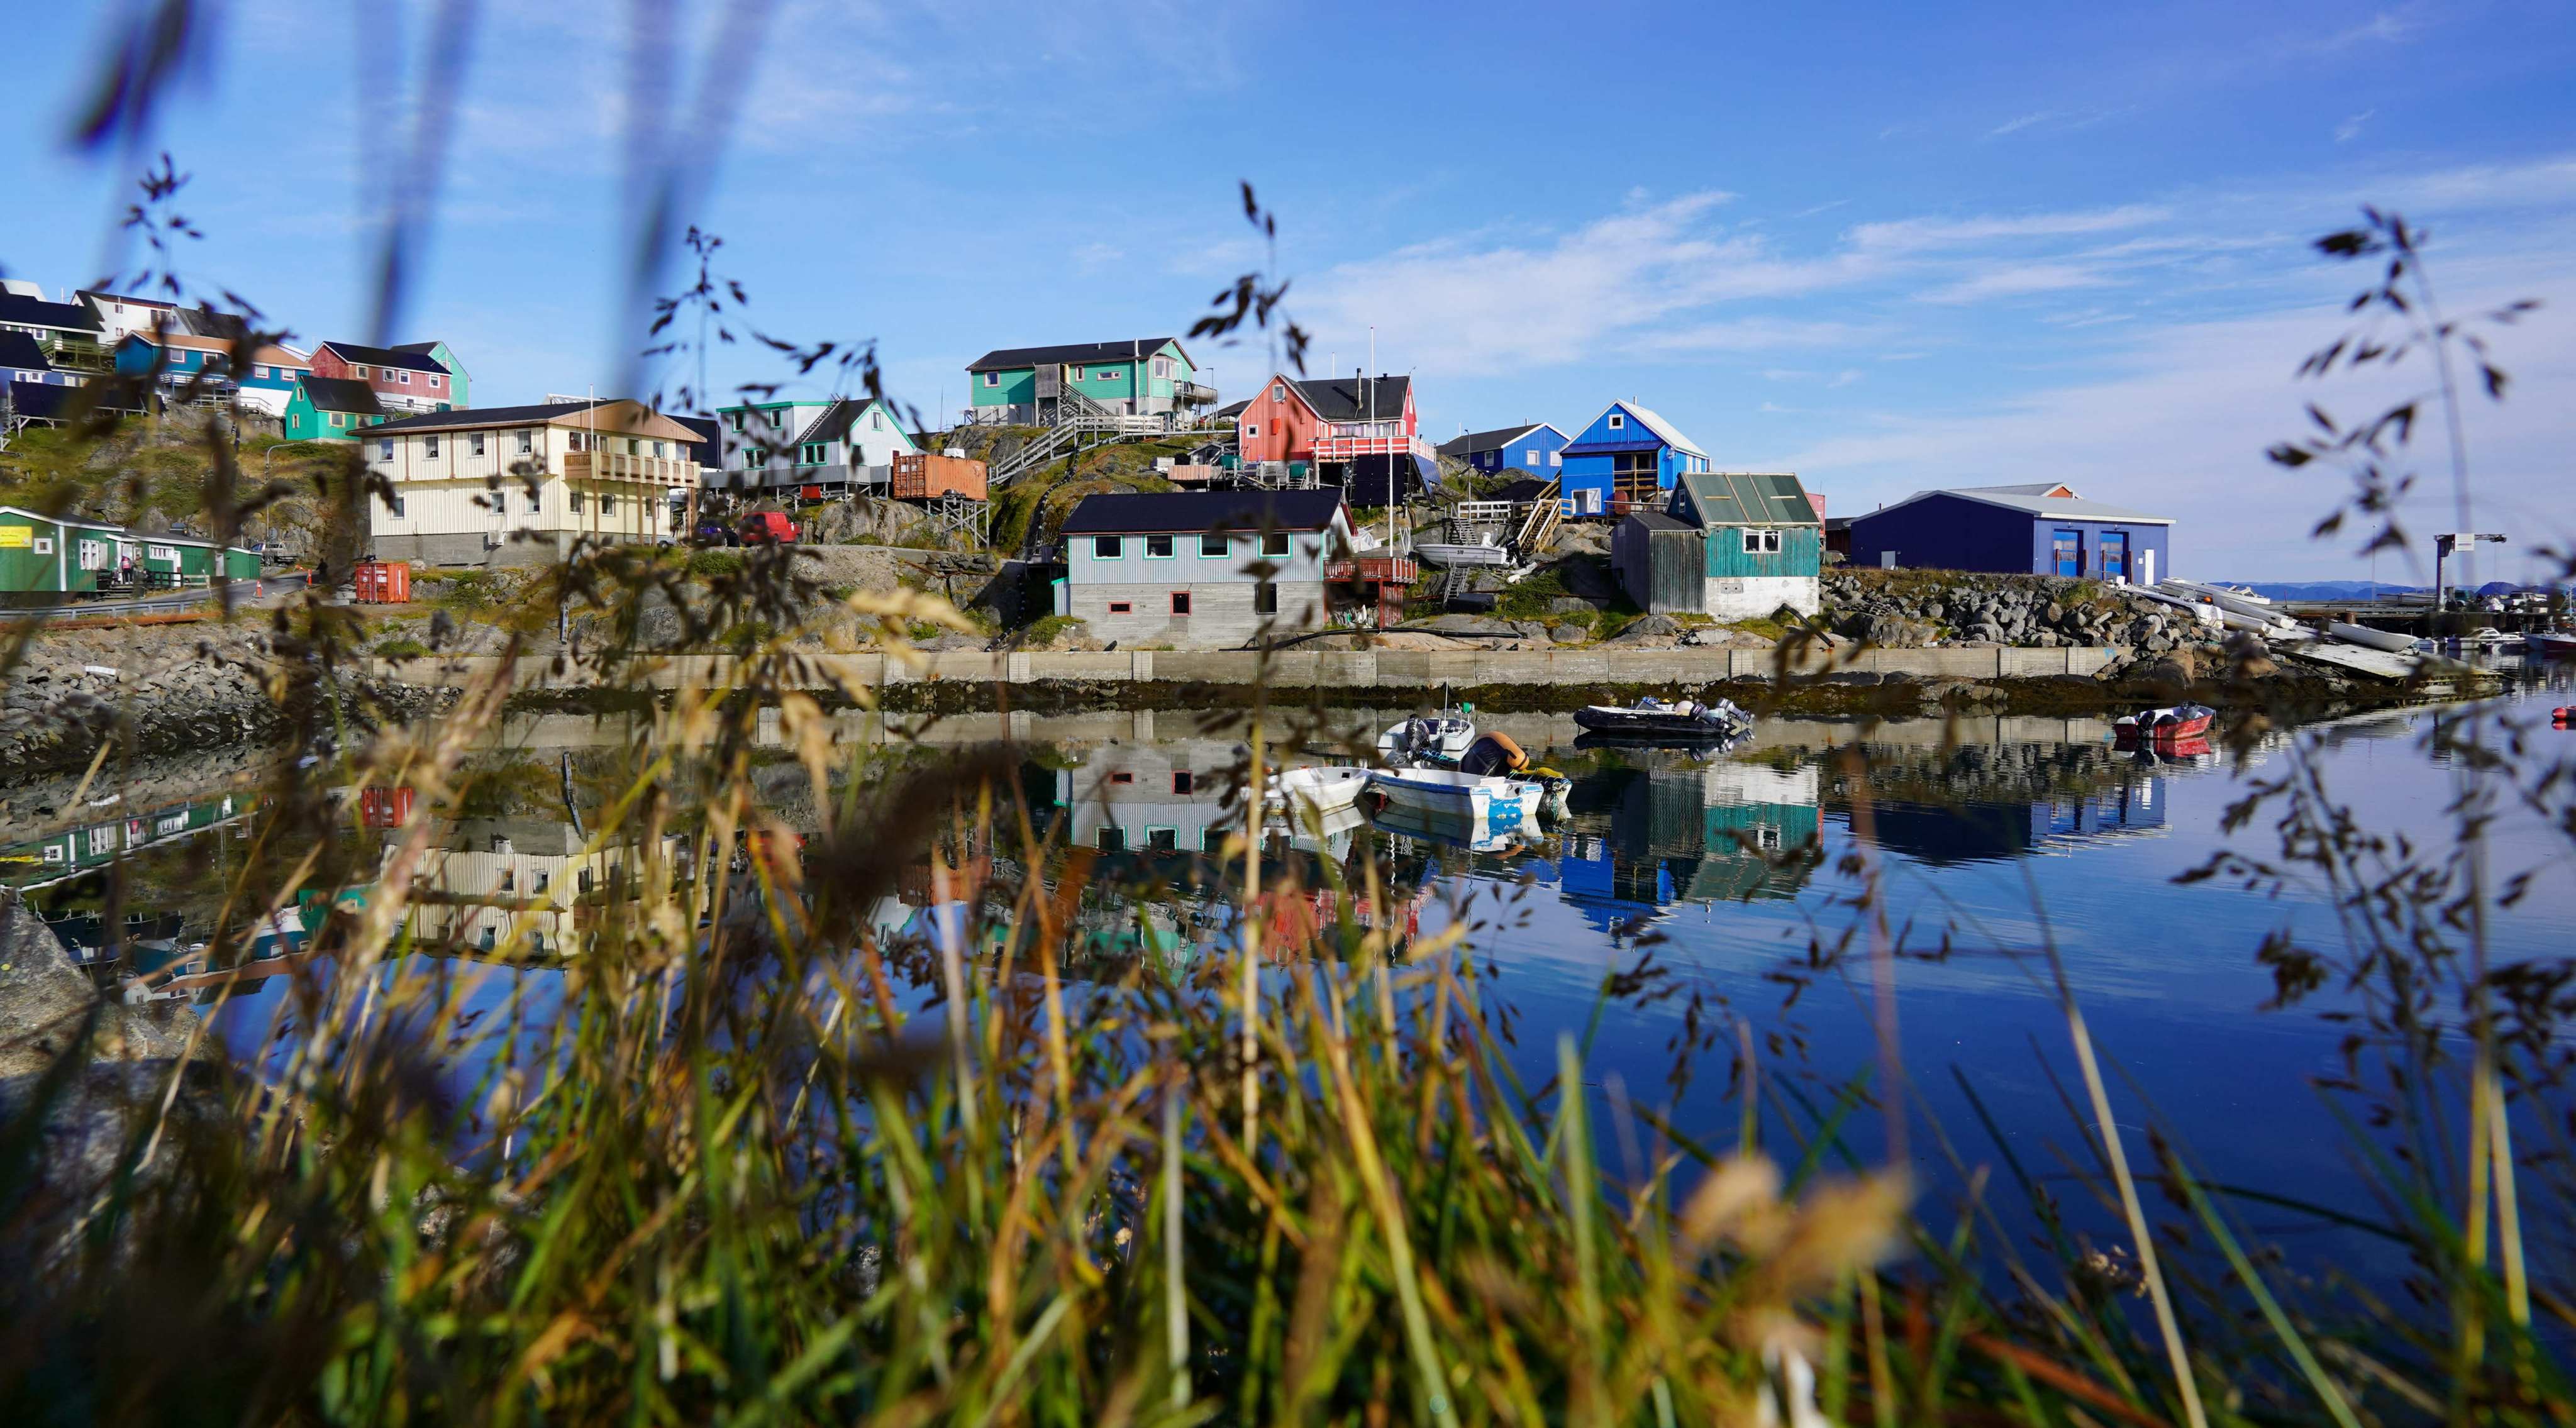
[
  {"x1": 1613, "y1": 472, "x2": 1822, "y2": 620},
  {"x1": 965, "y1": 338, "x2": 1213, "y2": 426}
]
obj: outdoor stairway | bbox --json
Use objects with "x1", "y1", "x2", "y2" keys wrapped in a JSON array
[{"x1": 987, "y1": 385, "x2": 1186, "y2": 487}]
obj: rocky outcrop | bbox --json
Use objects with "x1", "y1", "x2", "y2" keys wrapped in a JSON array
[{"x1": 1820, "y1": 570, "x2": 2196, "y2": 654}]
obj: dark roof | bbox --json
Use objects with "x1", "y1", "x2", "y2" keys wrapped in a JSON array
[
  {"x1": 1060, "y1": 488, "x2": 1343, "y2": 536},
  {"x1": 1212, "y1": 399, "x2": 1250, "y2": 419},
  {"x1": 366, "y1": 398, "x2": 611, "y2": 433},
  {"x1": 1292, "y1": 375, "x2": 1409, "y2": 422},
  {"x1": 297, "y1": 375, "x2": 384, "y2": 414},
  {"x1": 793, "y1": 397, "x2": 870, "y2": 445},
  {"x1": 1623, "y1": 511, "x2": 1692, "y2": 533},
  {"x1": 0, "y1": 294, "x2": 103, "y2": 333},
  {"x1": 1436, "y1": 423, "x2": 1546, "y2": 458},
  {"x1": 318, "y1": 340, "x2": 447, "y2": 374},
  {"x1": 967, "y1": 338, "x2": 1182, "y2": 372},
  {"x1": 0, "y1": 331, "x2": 52, "y2": 371},
  {"x1": 3, "y1": 380, "x2": 145, "y2": 423},
  {"x1": 672, "y1": 415, "x2": 721, "y2": 465},
  {"x1": 77, "y1": 289, "x2": 178, "y2": 309}
]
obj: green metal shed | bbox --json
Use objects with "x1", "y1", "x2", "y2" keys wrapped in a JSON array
[
  {"x1": 0, "y1": 506, "x2": 70, "y2": 601},
  {"x1": 222, "y1": 546, "x2": 260, "y2": 582},
  {"x1": 135, "y1": 533, "x2": 221, "y2": 587}
]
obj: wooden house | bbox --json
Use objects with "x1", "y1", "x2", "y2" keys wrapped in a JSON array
[
  {"x1": 1558, "y1": 401, "x2": 1710, "y2": 517},
  {"x1": 965, "y1": 338, "x2": 1213, "y2": 426},
  {"x1": 1613, "y1": 472, "x2": 1822, "y2": 619}
]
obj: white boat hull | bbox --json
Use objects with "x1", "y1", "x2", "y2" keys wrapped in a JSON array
[
  {"x1": 1368, "y1": 769, "x2": 1541, "y2": 834},
  {"x1": 1269, "y1": 766, "x2": 1373, "y2": 819}
]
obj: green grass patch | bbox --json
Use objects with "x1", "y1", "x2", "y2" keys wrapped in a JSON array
[{"x1": 372, "y1": 636, "x2": 431, "y2": 660}]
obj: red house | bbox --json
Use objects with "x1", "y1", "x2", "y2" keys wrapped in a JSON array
[
  {"x1": 1236, "y1": 371, "x2": 1435, "y2": 504},
  {"x1": 309, "y1": 340, "x2": 457, "y2": 415}
]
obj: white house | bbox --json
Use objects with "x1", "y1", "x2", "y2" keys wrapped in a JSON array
[
  {"x1": 711, "y1": 396, "x2": 919, "y2": 495},
  {"x1": 1055, "y1": 489, "x2": 1360, "y2": 647},
  {"x1": 361, "y1": 397, "x2": 702, "y2": 567}
]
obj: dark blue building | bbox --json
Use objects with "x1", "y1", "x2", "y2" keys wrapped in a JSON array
[
  {"x1": 1843, "y1": 482, "x2": 2171, "y2": 582},
  {"x1": 1435, "y1": 421, "x2": 1568, "y2": 477}
]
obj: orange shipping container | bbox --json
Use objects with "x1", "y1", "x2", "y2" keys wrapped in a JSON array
[
  {"x1": 352, "y1": 560, "x2": 411, "y2": 604},
  {"x1": 890, "y1": 453, "x2": 988, "y2": 502}
]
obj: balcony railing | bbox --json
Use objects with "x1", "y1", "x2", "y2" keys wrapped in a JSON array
[
  {"x1": 38, "y1": 336, "x2": 111, "y2": 372},
  {"x1": 1311, "y1": 433, "x2": 1435, "y2": 462},
  {"x1": 1328, "y1": 554, "x2": 1419, "y2": 585},
  {"x1": 566, "y1": 451, "x2": 692, "y2": 484}
]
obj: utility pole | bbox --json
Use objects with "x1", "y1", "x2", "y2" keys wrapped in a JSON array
[{"x1": 2434, "y1": 532, "x2": 2506, "y2": 629}]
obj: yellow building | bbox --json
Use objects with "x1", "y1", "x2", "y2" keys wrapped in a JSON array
[{"x1": 361, "y1": 397, "x2": 701, "y2": 567}]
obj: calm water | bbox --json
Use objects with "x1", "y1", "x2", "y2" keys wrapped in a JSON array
[{"x1": 13, "y1": 673, "x2": 2575, "y2": 1276}]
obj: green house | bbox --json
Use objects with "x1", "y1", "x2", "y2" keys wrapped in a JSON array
[
  {"x1": 135, "y1": 533, "x2": 222, "y2": 587},
  {"x1": 282, "y1": 374, "x2": 387, "y2": 442},
  {"x1": 964, "y1": 338, "x2": 1213, "y2": 426},
  {"x1": 393, "y1": 340, "x2": 469, "y2": 407},
  {"x1": 1613, "y1": 472, "x2": 1823, "y2": 621},
  {"x1": 0, "y1": 505, "x2": 126, "y2": 602}
]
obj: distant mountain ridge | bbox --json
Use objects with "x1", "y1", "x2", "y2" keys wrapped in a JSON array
[{"x1": 2226, "y1": 581, "x2": 2428, "y2": 601}]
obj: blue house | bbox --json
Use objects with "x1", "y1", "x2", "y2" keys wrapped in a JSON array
[
  {"x1": 1435, "y1": 422, "x2": 1568, "y2": 477},
  {"x1": 1557, "y1": 401, "x2": 1710, "y2": 517},
  {"x1": 114, "y1": 331, "x2": 314, "y2": 418},
  {"x1": 1843, "y1": 483, "x2": 2172, "y2": 584}
]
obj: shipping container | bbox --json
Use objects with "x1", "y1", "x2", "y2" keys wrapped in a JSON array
[
  {"x1": 890, "y1": 452, "x2": 988, "y2": 503},
  {"x1": 352, "y1": 560, "x2": 412, "y2": 604}
]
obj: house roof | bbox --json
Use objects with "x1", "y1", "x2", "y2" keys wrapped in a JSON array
[
  {"x1": 77, "y1": 289, "x2": 179, "y2": 311},
  {"x1": 1436, "y1": 423, "x2": 1558, "y2": 458},
  {"x1": 1674, "y1": 472, "x2": 1821, "y2": 528},
  {"x1": 1860, "y1": 484, "x2": 2174, "y2": 527},
  {"x1": 792, "y1": 397, "x2": 903, "y2": 446},
  {"x1": 1623, "y1": 510, "x2": 1692, "y2": 533},
  {"x1": 4, "y1": 380, "x2": 144, "y2": 423},
  {"x1": 364, "y1": 397, "x2": 702, "y2": 442},
  {"x1": 1060, "y1": 488, "x2": 1344, "y2": 536},
  {"x1": 672, "y1": 414, "x2": 721, "y2": 463},
  {"x1": 0, "y1": 294, "x2": 103, "y2": 333},
  {"x1": 1566, "y1": 401, "x2": 1705, "y2": 458},
  {"x1": 1212, "y1": 398, "x2": 1250, "y2": 420},
  {"x1": 0, "y1": 331, "x2": 52, "y2": 371},
  {"x1": 967, "y1": 338, "x2": 1185, "y2": 372},
  {"x1": 134, "y1": 330, "x2": 313, "y2": 367},
  {"x1": 1290, "y1": 374, "x2": 1410, "y2": 422},
  {"x1": 391, "y1": 340, "x2": 467, "y2": 376},
  {"x1": 296, "y1": 375, "x2": 385, "y2": 414},
  {"x1": 318, "y1": 340, "x2": 448, "y2": 374}
]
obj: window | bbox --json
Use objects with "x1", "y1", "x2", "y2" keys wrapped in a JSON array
[
  {"x1": 389, "y1": 496, "x2": 405, "y2": 518},
  {"x1": 1260, "y1": 532, "x2": 1290, "y2": 558},
  {"x1": 330, "y1": 412, "x2": 345, "y2": 427},
  {"x1": 1244, "y1": 423, "x2": 1259, "y2": 438},
  {"x1": 1146, "y1": 534, "x2": 1174, "y2": 558},
  {"x1": 518, "y1": 429, "x2": 535, "y2": 455},
  {"x1": 470, "y1": 433, "x2": 486, "y2": 457},
  {"x1": 570, "y1": 490, "x2": 585, "y2": 514},
  {"x1": 1199, "y1": 533, "x2": 1228, "y2": 557},
  {"x1": 728, "y1": 411, "x2": 745, "y2": 429},
  {"x1": 579, "y1": 868, "x2": 594, "y2": 895},
  {"x1": 1255, "y1": 583, "x2": 1278, "y2": 616},
  {"x1": 800, "y1": 443, "x2": 826, "y2": 465},
  {"x1": 982, "y1": 372, "x2": 998, "y2": 387},
  {"x1": 429, "y1": 374, "x2": 441, "y2": 387},
  {"x1": 599, "y1": 494, "x2": 616, "y2": 517},
  {"x1": 425, "y1": 434, "x2": 440, "y2": 458},
  {"x1": 1607, "y1": 412, "x2": 1624, "y2": 430},
  {"x1": 1146, "y1": 827, "x2": 1177, "y2": 852},
  {"x1": 1070, "y1": 365, "x2": 1085, "y2": 380},
  {"x1": 870, "y1": 410, "x2": 884, "y2": 429},
  {"x1": 253, "y1": 365, "x2": 269, "y2": 379},
  {"x1": 1110, "y1": 771, "x2": 1135, "y2": 785},
  {"x1": 625, "y1": 438, "x2": 639, "y2": 455},
  {"x1": 1741, "y1": 529, "x2": 1781, "y2": 554},
  {"x1": 1170, "y1": 592, "x2": 1192, "y2": 616},
  {"x1": 1097, "y1": 826, "x2": 1124, "y2": 852},
  {"x1": 1094, "y1": 535, "x2": 1123, "y2": 559},
  {"x1": 1098, "y1": 368, "x2": 1122, "y2": 381},
  {"x1": 1552, "y1": 451, "x2": 1563, "y2": 467},
  {"x1": 1271, "y1": 384, "x2": 1285, "y2": 402},
  {"x1": 1526, "y1": 448, "x2": 1540, "y2": 464},
  {"x1": 31, "y1": 537, "x2": 52, "y2": 556},
  {"x1": 397, "y1": 370, "x2": 411, "y2": 384},
  {"x1": 569, "y1": 432, "x2": 585, "y2": 453},
  {"x1": 1172, "y1": 770, "x2": 1194, "y2": 795},
  {"x1": 353, "y1": 365, "x2": 369, "y2": 377},
  {"x1": 1108, "y1": 601, "x2": 1131, "y2": 614},
  {"x1": 653, "y1": 440, "x2": 665, "y2": 457},
  {"x1": 379, "y1": 438, "x2": 394, "y2": 460}
]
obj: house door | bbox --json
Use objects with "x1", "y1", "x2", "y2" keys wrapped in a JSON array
[
  {"x1": 2098, "y1": 531, "x2": 2128, "y2": 581},
  {"x1": 2051, "y1": 529, "x2": 2083, "y2": 578}
]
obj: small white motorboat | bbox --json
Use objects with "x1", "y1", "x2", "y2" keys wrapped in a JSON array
[
  {"x1": 1378, "y1": 712, "x2": 1477, "y2": 765},
  {"x1": 2324, "y1": 621, "x2": 2417, "y2": 654},
  {"x1": 1267, "y1": 765, "x2": 1374, "y2": 820},
  {"x1": 1367, "y1": 767, "x2": 1547, "y2": 835}
]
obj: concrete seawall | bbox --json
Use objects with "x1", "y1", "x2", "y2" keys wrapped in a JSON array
[{"x1": 365, "y1": 643, "x2": 2126, "y2": 694}]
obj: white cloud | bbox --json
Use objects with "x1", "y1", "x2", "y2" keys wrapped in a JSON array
[
  {"x1": 1848, "y1": 205, "x2": 2168, "y2": 253},
  {"x1": 1916, "y1": 263, "x2": 2115, "y2": 304},
  {"x1": 1988, "y1": 111, "x2": 2057, "y2": 138},
  {"x1": 1828, "y1": 368, "x2": 1863, "y2": 389},
  {"x1": 2335, "y1": 109, "x2": 2375, "y2": 143}
]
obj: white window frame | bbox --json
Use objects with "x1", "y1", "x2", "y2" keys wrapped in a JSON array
[
  {"x1": 1199, "y1": 533, "x2": 1229, "y2": 557},
  {"x1": 982, "y1": 371, "x2": 998, "y2": 387},
  {"x1": 1244, "y1": 423, "x2": 1259, "y2": 438},
  {"x1": 397, "y1": 370, "x2": 412, "y2": 385},
  {"x1": 425, "y1": 434, "x2": 440, "y2": 458},
  {"x1": 32, "y1": 536, "x2": 53, "y2": 556},
  {"x1": 1272, "y1": 384, "x2": 1285, "y2": 402},
  {"x1": 1607, "y1": 413, "x2": 1624, "y2": 430},
  {"x1": 1145, "y1": 534, "x2": 1175, "y2": 559},
  {"x1": 1525, "y1": 448, "x2": 1539, "y2": 464},
  {"x1": 517, "y1": 429, "x2": 534, "y2": 455},
  {"x1": 470, "y1": 433, "x2": 486, "y2": 457}
]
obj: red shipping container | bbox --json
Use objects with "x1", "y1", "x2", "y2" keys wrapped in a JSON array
[
  {"x1": 353, "y1": 561, "x2": 412, "y2": 604},
  {"x1": 890, "y1": 453, "x2": 988, "y2": 502},
  {"x1": 358, "y1": 786, "x2": 415, "y2": 829}
]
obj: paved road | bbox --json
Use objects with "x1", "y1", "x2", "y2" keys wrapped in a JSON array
[{"x1": 15, "y1": 573, "x2": 309, "y2": 621}]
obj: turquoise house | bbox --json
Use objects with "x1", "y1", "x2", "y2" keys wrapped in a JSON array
[
  {"x1": 114, "y1": 331, "x2": 313, "y2": 417},
  {"x1": 282, "y1": 375, "x2": 387, "y2": 442},
  {"x1": 965, "y1": 338, "x2": 1213, "y2": 426},
  {"x1": 1613, "y1": 472, "x2": 1822, "y2": 621}
]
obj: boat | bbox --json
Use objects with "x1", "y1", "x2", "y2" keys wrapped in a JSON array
[
  {"x1": 2524, "y1": 631, "x2": 2576, "y2": 660},
  {"x1": 1572, "y1": 695, "x2": 1753, "y2": 743},
  {"x1": 2325, "y1": 621, "x2": 2417, "y2": 654},
  {"x1": 1268, "y1": 765, "x2": 1374, "y2": 820},
  {"x1": 1413, "y1": 536, "x2": 1513, "y2": 568},
  {"x1": 2112, "y1": 704, "x2": 2215, "y2": 744},
  {"x1": 1378, "y1": 712, "x2": 1477, "y2": 765},
  {"x1": 1364, "y1": 799, "x2": 1548, "y2": 854},
  {"x1": 1454, "y1": 731, "x2": 1572, "y2": 817},
  {"x1": 1366, "y1": 767, "x2": 1548, "y2": 835}
]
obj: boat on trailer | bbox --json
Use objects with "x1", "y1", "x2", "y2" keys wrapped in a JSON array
[{"x1": 2112, "y1": 704, "x2": 2215, "y2": 744}]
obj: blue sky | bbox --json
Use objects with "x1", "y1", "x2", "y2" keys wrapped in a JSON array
[{"x1": 4, "y1": 0, "x2": 2572, "y2": 579}]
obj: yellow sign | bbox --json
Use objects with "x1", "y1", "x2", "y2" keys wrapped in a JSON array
[{"x1": 0, "y1": 526, "x2": 31, "y2": 548}]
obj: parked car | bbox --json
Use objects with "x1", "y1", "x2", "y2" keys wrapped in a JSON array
[
  {"x1": 694, "y1": 520, "x2": 739, "y2": 547},
  {"x1": 738, "y1": 512, "x2": 799, "y2": 545}
]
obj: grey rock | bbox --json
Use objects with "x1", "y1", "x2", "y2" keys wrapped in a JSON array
[{"x1": 1547, "y1": 596, "x2": 1604, "y2": 616}]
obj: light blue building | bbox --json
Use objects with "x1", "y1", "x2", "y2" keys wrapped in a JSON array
[{"x1": 1558, "y1": 401, "x2": 1711, "y2": 517}]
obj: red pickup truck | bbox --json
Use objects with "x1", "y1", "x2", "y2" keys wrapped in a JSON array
[{"x1": 738, "y1": 512, "x2": 799, "y2": 545}]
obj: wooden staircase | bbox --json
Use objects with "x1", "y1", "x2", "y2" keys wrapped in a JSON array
[{"x1": 988, "y1": 385, "x2": 1185, "y2": 487}]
